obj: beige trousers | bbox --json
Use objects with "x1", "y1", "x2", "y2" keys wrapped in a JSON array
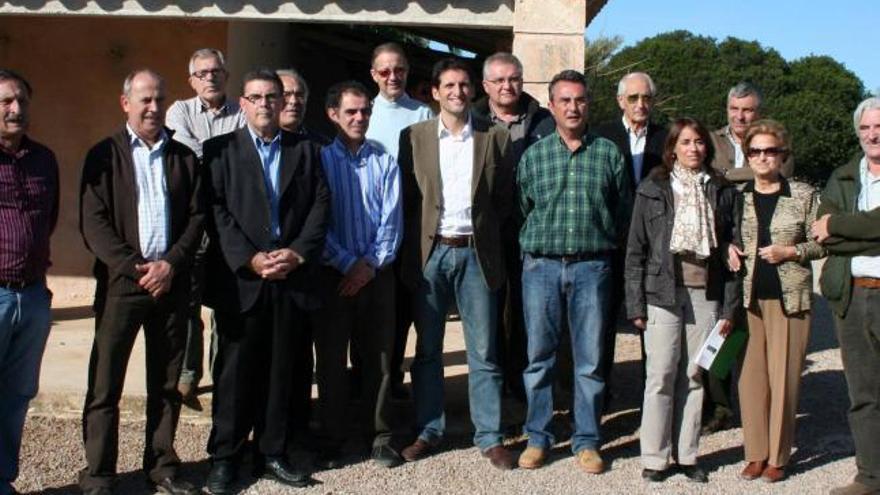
[
  {"x1": 640, "y1": 287, "x2": 717, "y2": 470},
  {"x1": 738, "y1": 299, "x2": 810, "y2": 467}
]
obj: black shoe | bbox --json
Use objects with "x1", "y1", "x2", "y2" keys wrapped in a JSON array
[
  {"x1": 701, "y1": 409, "x2": 733, "y2": 435},
  {"x1": 206, "y1": 460, "x2": 237, "y2": 495},
  {"x1": 263, "y1": 457, "x2": 310, "y2": 488},
  {"x1": 151, "y1": 477, "x2": 199, "y2": 495},
  {"x1": 681, "y1": 465, "x2": 709, "y2": 483},
  {"x1": 641, "y1": 468, "x2": 668, "y2": 482},
  {"x1": 314, "y1": 448, "x2": 344, "y2": 470},
  {"x1": 372, "y1": 444, "x2": 403, "y2": 468}
]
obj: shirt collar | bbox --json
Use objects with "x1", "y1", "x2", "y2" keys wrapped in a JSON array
[
  {"x1": 437, "y1": 114, "x2": 473, "y2": 140},
  {"x1": 126, "y1": 124, "x2": 167, "y2": 151},
  {"x1": 247, "y1": 125, "x2": 281, "y2": 147},
  {"x1": 198, "y1": 96, "x2": 233, "y2": 114},
  {"x1": 331, "y1": 136, "x2": 372, "y2": 161},
  {"x1": 0, "y1": 135, "x2": 31, "y2": 158},
  {"x1": 622, "y1": 116, "x2": 647, "y2": 138},
  {"x1": 375, "y1": 92, "x2": 412, "y2": 108}
]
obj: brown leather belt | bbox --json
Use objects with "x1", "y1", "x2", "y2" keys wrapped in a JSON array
[
  {"x1": 436, "y1": 235, "x2": 473, "y2": 248},
  {"x1": 853, "y1": 277, "x2": 880, "y2": 289}
]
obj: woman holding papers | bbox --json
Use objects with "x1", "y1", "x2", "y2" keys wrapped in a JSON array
[
  {"x1": 728, "y1": 119, "x2": 825, "y2": 483},
  {"x1": 625, "y1": 118, "x2": 739, "y2": 483}
]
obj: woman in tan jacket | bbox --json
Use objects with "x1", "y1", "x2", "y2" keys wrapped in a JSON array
[{"x1": 729, "y1": 119, "x2": 825, "y2": 483}]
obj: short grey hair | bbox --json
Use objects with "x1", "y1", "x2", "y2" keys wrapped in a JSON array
[
  {"x1": 727, "y1": 81, "x2": 763, "y2": 109},
  {"x1": 482, "y1": 52, "x2": 523, "y2": 80},
  {"x1": 854, "y1": 97, "x2": 880, "y2": 134},
  {"x1": 188, "y1": 48, "x2": 226, "y2": 75},
  {"x1": 276, "y1": 68, "x2": 309, "y2": 99},
  {"x1": 122, "y1": 69, "x2": 164, "y2": 97},
  {"x1": 616, "y1": 72, "x2": 656, "y2": 97}
]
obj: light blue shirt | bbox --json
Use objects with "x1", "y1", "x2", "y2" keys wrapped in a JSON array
[
  {"x1": 851, "y1": 156, "x2": 880, "y2": 277},
  {"x1": 365, "y1": 92, "x2": 434, "y2": 160},
  {"x1": 248, "y1": 126, "x2": 282, "y2": 240},
  {"x1": 320, "y1": 137, "x2": 402, "y2": 274},
  {"x1": 127, "y1": 124, "x2": 169, "y2": 261}
]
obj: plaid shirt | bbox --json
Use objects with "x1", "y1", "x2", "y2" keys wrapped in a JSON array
[{"x1": 517, "y1": 131, "x2": 632, "y2": 255}]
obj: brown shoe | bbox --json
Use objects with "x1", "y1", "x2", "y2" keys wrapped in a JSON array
[
  {"x1": 575, "y1": 449, "x2": 604, "y2": 474},
  {"x1": 401, "y1": 439, "x2": 437, "y2": 462},
  {"x1": 830, "y1": 481, "x2": 880, "y2": 495},
  {"x1": 481, "y1": 446, "x2": 515, "y2": 470},
  {"x1": 761, "y1": 465, "x2": 785, "y2": 483},
  {"x1": 177, "y1": 382, "x2": 203, "y2": 411},
  {"x1": 739, "y1": 460, "x2": 766, "y2": 480},
  {"x1": 518, "y1": 447, "x2": 547, "y2": 469}
]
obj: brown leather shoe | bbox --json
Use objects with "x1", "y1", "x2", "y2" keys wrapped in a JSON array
[
  {"x1": 518, "y1": 446, "x2": 547, "y2": 469},
  {"x1": 739, "y1": 461, "x2": 766, "y2": 480},
  {"x1": 761, "y1": 465, "x2": 785, "y2": 483},
  {"x1": 401, "y1": 439, "x2": 437, "y2": 462},
  {"x1": 575, "y1": 449, "x2": 604, "y2": 474},
  {"x1": 482, "y1": 446, "x2": 515, "y2": 470}
]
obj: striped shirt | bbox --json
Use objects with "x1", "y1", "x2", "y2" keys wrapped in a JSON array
[
  {"x1": 166, "y1": 96, "x2": 245, "y2": 158},
  {"x1": 128, "y1": 125, "x2": 170, "y2": 261},
  {"x1": 0, "y1": 136, "x2": 59, "y2": 283},
  {"x1": 518, "y1": 131, "x2": 632, "y2": 255},
  {"x1": 320, "y1": 137, "x2": 402, "y2": 273}
]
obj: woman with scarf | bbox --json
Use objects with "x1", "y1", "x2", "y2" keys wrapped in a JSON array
[{"x1": 625, "y1": 117, "x2": 739, "y2": 483}]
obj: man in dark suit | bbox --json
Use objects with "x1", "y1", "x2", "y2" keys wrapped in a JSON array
[
  {"x1": 79, "y1": 69, "x2": 204, "y2": 495},
  {"x1": 593, "y1": 72, "x2": 667, "y2": 403},
  {"x1": 202, "y1": 69, "x2": 329, "y2": 494},
  {"x1": 397, "y1": 59, "x2": 516, "y2": 470}
]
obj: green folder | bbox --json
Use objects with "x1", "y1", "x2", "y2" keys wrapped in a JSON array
[{"x1": 708, "y1": 326, "x2": 748, "y2": 379}]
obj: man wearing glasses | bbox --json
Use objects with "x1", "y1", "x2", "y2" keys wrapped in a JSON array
[
  {"x1": 203, "y1": 69, "x2": 329, "y2": 493},
  {"x1": 165, "y1": 48, "x2": 246, "y2": 410}
]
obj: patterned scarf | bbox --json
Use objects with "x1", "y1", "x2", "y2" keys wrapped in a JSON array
[{"x1": 669, "y1": 163, "x2": 717, "y2": 259}]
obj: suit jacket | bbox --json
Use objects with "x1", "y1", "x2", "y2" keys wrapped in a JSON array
[
  {"x1": 710, "y1": 126, "x2": 795, "y2": 182},
  {"x1": 397, "y1": 115, "x2": 514, "y2": 291},
  {"x1": 79, "y1": 127, "x2": 205, "y2": 302},
  {"x1": 593, "y1": 118, "x2": 666, "y2": 189},
  {"x1": 203, "y1": 127, "x2": 330, "y2": 313}
]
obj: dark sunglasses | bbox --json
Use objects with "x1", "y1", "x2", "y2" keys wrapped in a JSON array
[{"x1": 747, "y1": 147, "x2": 786, "y2": 158}]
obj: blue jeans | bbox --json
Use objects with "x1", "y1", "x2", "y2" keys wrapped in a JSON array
[
  {"x1": 411, "y1": 244, "x2": 503, "y2": 450},
  {"x1": 521, "y1": 254, "x2": 610, "y2": 453},
  {"x1": 0, "y1": 282, "x2": 51, "y2": 493}
]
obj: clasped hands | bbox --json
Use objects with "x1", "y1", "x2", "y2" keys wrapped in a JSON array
[
  {"x1": 136, "y1": 260, "x2": 173, "y2": 299},
  {"x1": 338, "y1": 258, "x2": 375, "y2": 297},
  {"x1": 250, "y1": 249, "x2": 303, "y2": 280}
]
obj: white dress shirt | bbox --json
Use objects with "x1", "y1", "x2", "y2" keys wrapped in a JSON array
[
  {"x1": 725, "y1": 126, "x2": 746, "y2": 168},
  {"x1": 437, "y1": 117, "x2": 474, "y2": 236},
  {"x1": 851, "y1": 156, "x2": 880, "y2": 277},
  {"x1": 128, "y1": 124, "x2": 169, "y2": 261}
]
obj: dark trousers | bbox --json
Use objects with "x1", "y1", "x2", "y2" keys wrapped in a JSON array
[
  {"x1": 179, "y1": 233, "x2": 209, "y2": 386},
  {"x1": 312, "y1": 267, "x2": 395, "y2": 448},
  {"x1": 79, "y1": 291, "x2": 187, "y2": 490},
  {"x1": 600, "y1": 252, "x2": 647, "y2": 400},
  {"x1": 389, "y1": 267, "x2": 413, "y2": 387},
  {"x1": 702, "y1": 307, "x2": 744, "y2": 420},
  {"x1": 209, "y1": 283, "x2": 311, "y2": 461},
  {"x1": 498, "y1": 240, "x2": 527, "y2": 401},
  {"x1": 837, "y1": 285, "x2": 880, "y2": 490}
]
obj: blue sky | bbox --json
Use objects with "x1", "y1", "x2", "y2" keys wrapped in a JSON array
[{"x1": 588, "y1": 0, "x2": 878, "y2": 95}]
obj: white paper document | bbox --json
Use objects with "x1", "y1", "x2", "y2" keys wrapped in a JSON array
[{"x1": 694, "y1": 319, "x2": 726, "y2": 371}]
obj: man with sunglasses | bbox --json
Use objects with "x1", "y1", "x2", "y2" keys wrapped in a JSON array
[
  {"x1": 202, "y1": 69, "x2": 329, "y2": 493},
  {"x1": 165, "y1": 48, "x2": 246, "y2": 411}
]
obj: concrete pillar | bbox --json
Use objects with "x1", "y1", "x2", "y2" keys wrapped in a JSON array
[
  {"x1": 225, "y1": 21, "x2": 292, "y2": 99},
  {"x1": 512, "y1": 0, "x2": 586, "y2": 106}
]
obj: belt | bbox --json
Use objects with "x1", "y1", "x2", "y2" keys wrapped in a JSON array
[
  {"x1": 535, "y1": 252, "x2": 612, "y2": 263},
  {"x1": 0, "y1": 279, "x2": 30, "y2": 290},
  {"x1": 853, "y1": 277, "x2": 880, "y2": 289},
  {"x1": 436, "y1": 235, "x2": 473, "y2": 248}
]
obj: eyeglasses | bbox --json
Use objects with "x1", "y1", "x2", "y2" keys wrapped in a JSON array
[
  {"x1": 486, "y1": 76, "x2": 523, "y2": 86},
  {"x1": 625, "y1": 93, "x2": 653, "y2": 104},
  {"x1": 747, "y1": 147, "x2": 785, "y2": 158},
  {"x1": 191, "y1": 68, "x2": 226, "y2": 80},
  {"x1": 374, "y1": 67, "x2": 407, "y2": 79},
  {"x1": 243, "y1": 93, "x2": 280, "y2": 105}
]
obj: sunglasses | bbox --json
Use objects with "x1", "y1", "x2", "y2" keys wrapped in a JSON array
[
  {"x1": 625, "y1": 93, "x2": 653, "y2": 104},
  {"x1": 747, "y1": 147, "x2": 785, "y2": 158},
  {"x1": 374, "y1": 67, "x2": 407, "y2": 79}
]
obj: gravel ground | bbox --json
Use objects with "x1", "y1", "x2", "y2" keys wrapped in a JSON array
[{"x1": 15, "y1": 296, "x2": 856, "y2": 494}]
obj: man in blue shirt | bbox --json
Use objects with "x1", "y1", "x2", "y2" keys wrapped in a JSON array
[{"x1": 312, "y1": 81, "x2": 403, "y2": 469}]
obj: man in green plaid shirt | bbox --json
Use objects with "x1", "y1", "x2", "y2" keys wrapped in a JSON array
[{"x1": 515, "y1": 70, "x2": 633, "y2": 475}]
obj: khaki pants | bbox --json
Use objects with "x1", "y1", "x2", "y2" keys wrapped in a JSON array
[
  {"x1": 738, "y1": 299, "x2": 809, "y2": 467},
  {"x1": 640, "y1": 287, "x2": 717, "y2": 470}
]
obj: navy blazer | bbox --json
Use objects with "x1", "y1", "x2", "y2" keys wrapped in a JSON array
[{"x1": 594, "y1": 118, "x2": 667, "y2": 190}]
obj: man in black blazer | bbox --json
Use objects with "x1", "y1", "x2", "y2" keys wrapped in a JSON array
[
  {"x1": 202, "y1": 69, "x2": 329, "y2": 493},
  {"x1": 593, "y1": 72, "x2": 667, "y2": 404}
]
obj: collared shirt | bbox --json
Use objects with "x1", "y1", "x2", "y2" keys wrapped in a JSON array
[
  {"x1": 725, "y1": 126, "x2": 746, "y2": 168},
  {"x1": 248, "y1": 126, "x2": 282, "y2": 240},
  {"x1": 128, "y1": 125, "x2": 170, "y2": 261},
  {"x1": 320, "y1": 138, "x2": 402, "y2": 273},
  {"x1": 0, "y1": 136, "x2": 59, "y2": 283},
  {"x1": 623, "y1": 115, "x2": 648, "y2": 185},
  {"x1": 518, "y1": 131, "x2": 632, "y2": 255},
  {"x1": 437, "y1": 117, "x2": 475, "y2": 236},
  {"x1": 851, "y1": 156, "x2": 880, "y2": 277},
  {"x1": 489, "y1": 108, "x2": 528, "y2": 165},
  {"x1": 166, "y1": 96, "x2": 246, "y2": 158},
  {"x1": 365, "y1": 92, "x2": 434, "y2": 160}
]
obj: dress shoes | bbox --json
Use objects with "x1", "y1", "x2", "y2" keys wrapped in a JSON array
[
  {"x1": 206, "y1": 460, "x2": 237, "y2": 495},
  {"x1": 372, "y1": 444, "x2": 404, "y2": 468},
  {"x1": 151, "y1": 477, "x2": 199, "y2": 495},
  {"x1": 680, "y1": 464, "x2": 708, "y2": 483},
  {"x1": 262, "y1": 457, "x2": 310, "y2": 488},
  {"x1": 401, "y1": 438, "x2": 438, "y2": 462},
  {"x1": 314, "y1": 447, "x2": 344, "y2": 470},
  {"x1": 481, "y1": 445, "x2": 516, "y2": 470},
  {"x1": 830, "y1": 481, "x2": 880, "y2": 495},
  {"x1": 177, "y1": 383, "x2": 203, "y2": 411},
  {"x1": 518, "y1": 446, "x2": 547, "y2": 469},
  {"x1": 700, "y1": 408, "x2": 734, "y2": 435},
  {"x1": 641, "y1": 468, "x2": 668, "y2": 482},
  {"x1": 761, "y1": 465, "x2": 785, "y2": 483},
  {"x1": 739, "y1": 460, "x2": 766, "y2": 480}
]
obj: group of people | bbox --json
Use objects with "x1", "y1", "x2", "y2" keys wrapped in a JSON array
[{"x1": 0, "y1": 39, "x2": 879, "y2": 495}]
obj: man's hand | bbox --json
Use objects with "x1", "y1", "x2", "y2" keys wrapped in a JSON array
[
  {"x1": 717, "y1": 318, "x2": 733, "y2": 337},
  {"x1": 136, "y1": 260, "x2": 174, "y2": 298},
  {"x1": 338, "y1": 258, "x2": 375, "y2": 297},
  {"x1": 253, "y1": 249, "x2": 304, "y2": 280},
  {"x1": 811, "y1": 214, "x2": 832, "y2": 243},
  {"x1": 632, "y1": 317, "x2": 646, "y2": 331},
  {"x1": 727, "y1": 244, "x2": 744, "y2": 272},
  {"x1": 758, "y1": 244, "x2": 797, "y2": 264}
]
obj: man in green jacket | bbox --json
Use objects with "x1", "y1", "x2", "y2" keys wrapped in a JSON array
[{"x1": 812, "y1": 96, "x2": 880, "y2": 495}]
